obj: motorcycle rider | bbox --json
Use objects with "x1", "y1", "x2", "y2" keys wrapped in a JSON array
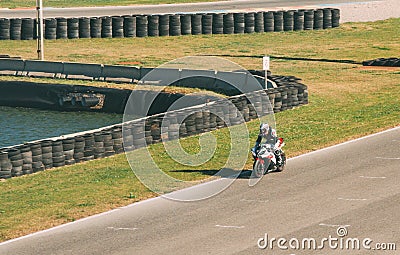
[{"x1": 251, "y1": 123, "x2": 283, "y2": 165}]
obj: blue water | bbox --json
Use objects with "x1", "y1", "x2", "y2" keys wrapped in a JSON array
[{"x1": 0, "y1": 106, "x2": 122, "y2": 148}]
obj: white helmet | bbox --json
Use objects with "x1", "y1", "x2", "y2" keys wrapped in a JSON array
[{"x1": 260, "y1": 123, "x2": 269, "y2": 136}]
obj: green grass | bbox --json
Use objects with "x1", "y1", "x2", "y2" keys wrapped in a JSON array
[
  {"x1": 0, "y1": 18, "x2": 399, "y2": 241},
  {"x1": 1, "y1": 0, "x2": 221, "y2": 9}
]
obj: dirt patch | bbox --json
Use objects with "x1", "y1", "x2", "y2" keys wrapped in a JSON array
[
  {"x1": 117, "y1": 61, "x2": 142, "y2": 65},
  {"x1": 356, "y1": 66, "x2": 399, "y2": 71}
]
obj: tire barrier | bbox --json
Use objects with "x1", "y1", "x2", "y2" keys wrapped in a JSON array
[
  {"x1": 159, "y1": 14, "x2": 170, "y2": 36},
  {"x1": 234, "y1": 13, "x2": 245, "y2": 34},
  {"x1": 323, "y1": 8, "x2": 333, "y2": 29},
  {"x1": 362, "y1": 58, "x2": 400, "y2": 67},
  {"x1": 313, "y1": 9, "x2": 324, "y2": 30},
  {"x1": 90, "y1": 17, "x2": 102, "y2": 38},
  {"x1": 0, "y1": 9, "x2": 340, "y2": 41},
  {"x1": 274, "y1": 11, "x2": 284, "y2": 32},
  {"x1": 255, "y1": 12, "x2": 264, "y2": 33},
  {"x1": 283, "y1": 11, "x2": 294, "y2": 31},
  {"x1": 304, "y1": 10, "x2": 314, "y2": 30},
  {"x1": 101, "y1": 16, "x2": 112, "y2": 38},
  {"x1": 181, "y1": 14, "x2": 192, "y2": 35},
  {"x1": 0, "y1": 72, "x2": 308, "y2": 179},
  {"x1": 79, "y1": 17, "x2": 91, "y2": 39},
  {"x1": 148, "y1": 15, "x2": 160, "y2": 37},
  {"x1": 10, "y1": 19, "x2": 22, "y2": 40},
  {"x1": 0, "y1": 18, "x2": 10, "y2": 40},
  {"x1": 332, "y1": 9, "x2": 341, "y2": 28},
  {"x1": 244, "y1": 12, "x2": 255, "y2": 33},
  {"x1": 67, "y1": 18, "x2": 79, "y2": 39},
  {"x1": 264, "y1": 12, "x2": 274, "y2": 32},
  {"x1": 223, "y1": 13, "x2": 234, "y2": 34},
  {"x1": 169, "y1": 14, "x2": 181, "y2": 36},
  {"x1": 212, "y1": 13, "x2": 224, "y2": 34},
  {"x1": 136, "y1": 15, "x2": 148, "y2": 37},
  {"x1": 191, "y1": 14, "x2": 202, "y2": 35},
  {"x1": 202, "y1": 14, "x2": 212, "y2": 35},
  {"x1": 112, "y1": 16, "x2": 124, "y2": 38},
  {"x1": 45, "y1": 18, "x2": 57, "y2": 40},
  {"x1": 294, "y1": 11, "x2": 304, "y2": 31},
  {"x1": 56, "y1": 18, "x2": 68, "y2": 39},
  {"x1": 21, "y1": 18, "x2": 34, "y2": 40},
  {"x1": 123, "y1": 15, "x2": 136, "y2": 38}
]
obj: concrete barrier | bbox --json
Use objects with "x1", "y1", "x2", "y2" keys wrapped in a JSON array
[
  {"x1": 24, "y1": 60, "x2": 64, "y2": 78},
  {"x1": 0, "y1": 58, "x2": 25, "y2": 75},
  {"x1": 62, "y1": 62, "x2": 103, "y2": 80},
  {"x1": 102, "y1": 64, "x2": 141, "y2": 82}
]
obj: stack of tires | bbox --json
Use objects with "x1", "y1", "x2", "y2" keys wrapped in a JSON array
[
  {"x1": 56, "y1": 18, "x2": 68, "y2": 39},
  {"x1": 45, "y1": 18, "x2": 57, "y2": 40},
  {"x1": 362, "y1": 58, "x2": 400, "y2": 67},
  {"x1": 148, "y1": 15, "x2": 160, "y2": 37},
  {"x1": 90, "y1": 17, "x2": 102, "y2": 38},
  {"x1": 0, "y1": 151, "x2": 12, "y2": 179},
  {"x1": 79, "y1": 17, "x2": 91, "y2": 38},
  {"x1": 123, "y1": 16, "x2": 136, "y2": 37},
  {"x1": 191, "y1": 14, "x2": 202, "y2": 35},
  {"x1": 10, "y1": 19, "x2": 22, "y2": 40}
]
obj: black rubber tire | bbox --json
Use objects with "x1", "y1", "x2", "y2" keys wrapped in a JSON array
[
  {"x1": 112, "y1": 16, "x2": 124, "y2": 38},
  {"x1": 136, "y1": 15, "x2": 148, "y2": 37},
  {"x1": 90, "y1": 17, "x2": 102, "y2": 38},
  {"x1": 202, "y1": 14, "x2": 213, "y2": 35},
  {"x1": 276, "y1": 152, "x2": 286, "y2": 172},
  {"x1": 212, "y1": 13, "x2": 224, "y2": 34},
  {"x1": 79, "y1": 17, "x2": 91, "y2": 38},
  {"x1": 123, "y1": 15, "x2": 136, "y2": 38},
  {"x1": 67, "y1": 18, "x2": 79, "y2": 39},
  {"x1": 21, "y1": 18, "x2": 34, "y2": 40},
  {"x1": 253, "y1": 160, "x2": 266, "y2": 178},
  {"x1": 159, "y1": 14, "x2": 170, "y2": 36},
  {"x1": 101, "y1": 16, "x2": 113, "y2": 38},
  {"x1": 148, "y1": 15, "x2": 160, "y2": 37},
  {"x1": 10, "y1": 18, "x2": 22, "y2": 40}
]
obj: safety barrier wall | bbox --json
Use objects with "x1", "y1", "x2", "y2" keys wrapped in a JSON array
[
  {"x1": 0, "y1": 58, "x2": 271, "y2": 94},
  {"x1": 0, "y1": 8, "x2": 340, "y2": 40},
  {"x1": 0, "y1": 75, "x2": 307, "y2": 179}
]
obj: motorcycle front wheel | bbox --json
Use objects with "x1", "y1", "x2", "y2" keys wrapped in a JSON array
[{"x1": 253, "y1": 160, "x2": 266, "y2": 178}]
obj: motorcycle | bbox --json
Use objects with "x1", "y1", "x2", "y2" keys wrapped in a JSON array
[{"x1": 251, "y1": 138, "x2": 286, "y2": 178}]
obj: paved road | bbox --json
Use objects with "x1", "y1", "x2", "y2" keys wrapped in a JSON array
[
  {"x1": 0, "y1": 0, "x2": 378, "y2": 18},
  {"x1": 1, "y1": 126, "x2": 399, "y2": 254}
]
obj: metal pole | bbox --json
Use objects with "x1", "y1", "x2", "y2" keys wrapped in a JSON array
[{"x1": 36, "y1": 0, "x2": 44, "y2": 60}]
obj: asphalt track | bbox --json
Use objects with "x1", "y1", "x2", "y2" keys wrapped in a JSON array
[
  {"x1": 1, "y1": 126, "x2": 399, "y2": 254},
  {"x1": 0, "y1": 0, "x2": 378, "y2": 18}
]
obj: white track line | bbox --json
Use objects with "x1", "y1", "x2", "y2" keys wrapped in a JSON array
[
  {"x1": 338, "y1": 198, "x2": 368, "y2": 201},
  {"x1": 215, "y1": 225, "x2": 244, "y2": 229},
  {"x1": 375, "y1": 157, "x2": 400, "y2": 160},
  {"x1": 359, "y1": 175, "x2": 386, "y2": 179},
  {"x1": 319, "y1": 223, "x2": 351, "y2": 228}
]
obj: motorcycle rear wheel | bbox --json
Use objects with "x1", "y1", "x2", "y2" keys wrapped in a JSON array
[{"x1": 276, "y1": 152, "x2": 286, "y2": 172}]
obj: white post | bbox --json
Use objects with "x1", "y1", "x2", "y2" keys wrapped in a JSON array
[
  {"x1": 262, "y1": 56, "x2": 270, "y2": 89},
  {"x1": 36, "y1": 0, "x2": 44, "y2": 60}
]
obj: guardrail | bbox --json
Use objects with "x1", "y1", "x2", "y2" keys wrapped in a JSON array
[
  {"x1": 0, "y1": 8, "x2": 340, "y2": 40},
  {"x1": 0, "y1": 58, "x2": 271, "y2": 94}
]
